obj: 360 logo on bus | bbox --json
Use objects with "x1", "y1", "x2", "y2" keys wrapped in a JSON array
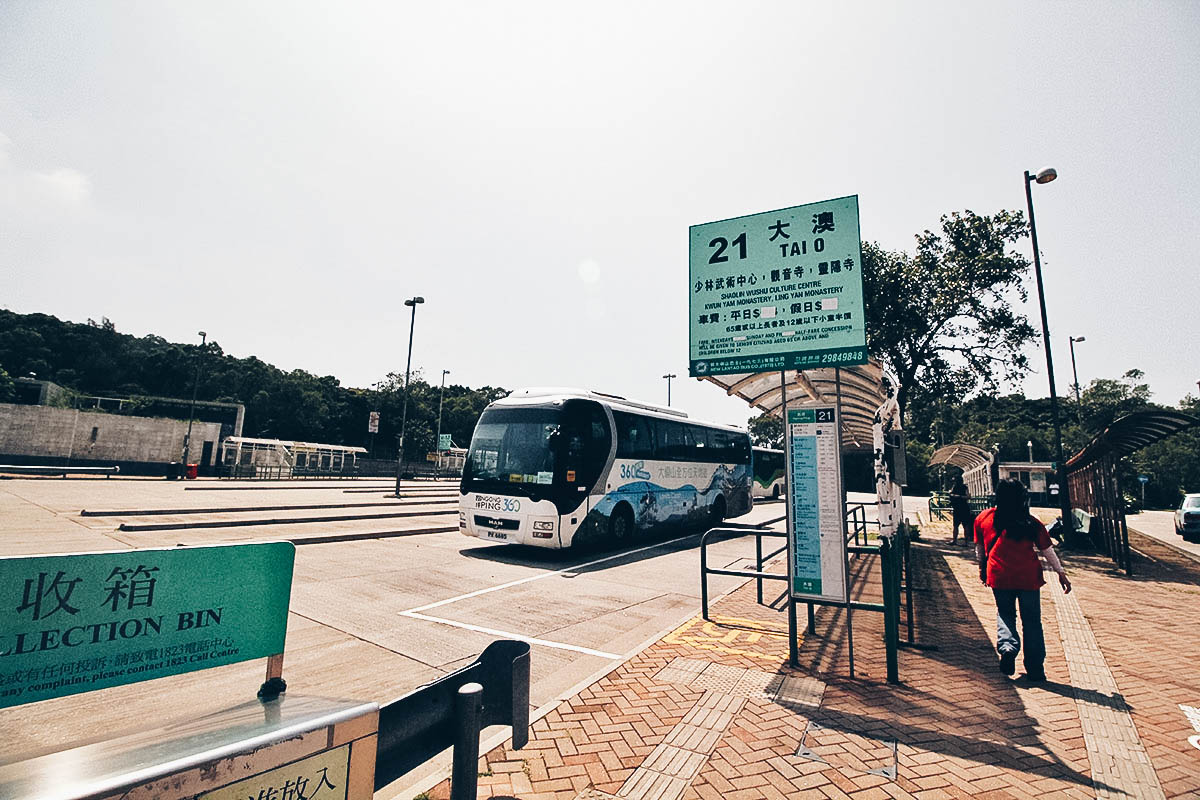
[
  {"x1": 619, "y1": 462, "x2": 652, "y2": 481},
  {"x1": 474, "y1": 495, "x2": 520, "y2": 513}
]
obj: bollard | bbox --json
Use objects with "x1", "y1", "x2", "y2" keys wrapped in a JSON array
[{"x1": 450, "y1": 682, "x2": 484, "y2": 800}]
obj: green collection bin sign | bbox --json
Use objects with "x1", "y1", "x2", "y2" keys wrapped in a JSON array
[
  {"x1": 0, "y1": 541, "x2": 294, "y2": 709},
  {"x1": 689, "y1": 196, "x2": 867, "y2": 376}
]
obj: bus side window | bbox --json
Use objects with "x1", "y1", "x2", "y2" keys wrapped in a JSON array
[
  {"x1": 733, "y1": 435, "x2": 750, "y2": 464},
  {"x1": 615, "y1": 411, "x2": 653, "y2": 459},
  {"x1": 657, "y1": 420, "x2": 686, "y2": 461}
]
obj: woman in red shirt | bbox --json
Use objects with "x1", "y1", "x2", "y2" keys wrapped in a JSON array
[{"x1": 975, "y1": 479, "x2": 1071, "y2": 681}]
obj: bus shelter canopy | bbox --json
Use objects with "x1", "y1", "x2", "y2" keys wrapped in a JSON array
[
  {"x1": 929, "y1": 443, "x2": 994, "y2": 472},
  {"x1": 697, "y1": 361, "x2": 886, "y2": 451},
  {"x1": 1066, "y1": 409, "x2": 1199, "y2": 471},
  {"x1": 929, "y1": 442, "x2": 995, "y2": 496}
]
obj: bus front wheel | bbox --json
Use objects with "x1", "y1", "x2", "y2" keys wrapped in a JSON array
[{"x1": 608, "y1": 505, "x2": 633, "y2": 545}]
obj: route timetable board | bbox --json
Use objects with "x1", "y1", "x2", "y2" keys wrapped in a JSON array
[
  {"x1": 688, "y1": 195, "x2": 866, "y2": 377},
  {"x1": 786, "y1": 406, "x2": 848, "y2": 603}
]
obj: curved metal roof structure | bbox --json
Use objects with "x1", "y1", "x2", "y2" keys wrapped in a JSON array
[
  {"x1": 697, "y1": 360, "x2": 887, "y2": 451},
  {"x1": 929, "y1": 443, "x2": 994, "y2": 472},
  {"x1": 1066, "y1": 409, "x2": 1199, "y2": 470},
  {"x1": 929, "y1": 442, "x2": 995, "y2": 495}
]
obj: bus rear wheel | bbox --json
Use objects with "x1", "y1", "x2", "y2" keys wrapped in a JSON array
[{"x1": 608, "y1": 505, "x2": 634, "y2": 545}]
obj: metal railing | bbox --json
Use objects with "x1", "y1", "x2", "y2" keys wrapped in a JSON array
[
  {"x1": 700, "y1": 526, "x2": 788, "y2": 619},
  {"x1": 845, "y1": 502, "x2": 878, "y2": 545},
  {"x1": 928, "y1": 492, "x2": 993, "y2": 520},
  {"x1": 374, "y1": 639, "x2": 530, "y2": 800},
  {"x1": 0, "y1": 464, "x2": 119, "y2": 478}
]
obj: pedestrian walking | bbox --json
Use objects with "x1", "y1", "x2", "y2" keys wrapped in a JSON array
[
  {"x1": 975, "y1": 478, "x2": 1071, "y2": 681},
  {"x1": 949, "y1": 477, "x2": 973, "y2": 545}
]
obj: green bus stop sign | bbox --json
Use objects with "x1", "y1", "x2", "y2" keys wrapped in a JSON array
[{"x1": 689, "y1": 196, "x2": 867, "y2": 376}]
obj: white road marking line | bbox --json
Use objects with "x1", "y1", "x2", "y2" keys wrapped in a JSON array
[
  {"x1": 402, "y1": 534, "x2": 696, "y2": 614},
  {"x1": 401, "y1": 611, "x2": 621, "y2": 659}
]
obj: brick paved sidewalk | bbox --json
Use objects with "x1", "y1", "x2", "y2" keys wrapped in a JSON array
[{"x1": 417, "y1": 518, "x2": 1200, "y2": 800}]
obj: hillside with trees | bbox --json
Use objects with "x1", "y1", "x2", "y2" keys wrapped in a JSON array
[{"x1": 0, "y1": 310, "x2": 505, "y2": 461}]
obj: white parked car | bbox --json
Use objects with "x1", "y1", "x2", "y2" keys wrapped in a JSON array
[{"x1": 1175, "y1": 494, "x2": 1200, "y2": 542}]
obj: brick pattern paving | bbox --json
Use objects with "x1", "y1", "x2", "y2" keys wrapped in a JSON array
[
  {"x1": 419, "y1": 519, "x2": 1200, "y2": 800},
  {"x1": 1062, "y1": 531, "x2": 1200, "y2": 799},
  {"x1": 1047, "y1": 578, "x2": 1165, "y2": 799}
]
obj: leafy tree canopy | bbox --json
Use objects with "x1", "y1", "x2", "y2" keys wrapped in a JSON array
[{"x1": 862, "y1": 209, "x2": 1037, "y2": 418}]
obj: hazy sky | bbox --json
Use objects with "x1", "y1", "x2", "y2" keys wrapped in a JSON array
[{"x1": 2, "y1": 2, "x2": 1197, "y2": 427}]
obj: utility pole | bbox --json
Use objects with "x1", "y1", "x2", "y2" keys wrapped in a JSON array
[
  {"x1": 435, "y1": 369, "x2": 449, "y2": 477},
  {"x1": 182, "y1": 331, "x2": 207, "y2": 478},
  {"x1": 662, "y1": 373, "x2": 676, "y2": 407},
  {"x1": 396, "y1": 296, "x2": 424, "y2": 496}
]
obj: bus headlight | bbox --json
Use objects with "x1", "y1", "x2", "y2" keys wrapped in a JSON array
[{"x1": 532, "y1": 519, "x2": 555, "y2": 538}]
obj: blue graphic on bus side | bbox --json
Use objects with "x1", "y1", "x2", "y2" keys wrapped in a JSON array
[{"x1": 592, "y1": 464, "x2": 751, "y2": 529}]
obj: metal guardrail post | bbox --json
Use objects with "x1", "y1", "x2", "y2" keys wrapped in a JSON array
[
  {"x1": 755, "y1": 532, "x2": 764, "y2": 605},
  {"x1": 880, "y1": 536, "x2": 899, "y2": 685},
  {"x1": 904, "y1": 533, "x2": 915, "y2": 643},
  {"x1": 450, "y1": 682, "x2": 483, "y2": 800}
]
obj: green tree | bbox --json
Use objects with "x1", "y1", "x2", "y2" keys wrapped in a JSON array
[
  {"x1": 0, "y1": 365, "x2": 14, "y2": 402},
  {"x1": 747, "y1": 412, "x2": 783, "y2": 448},
  {"x1": 862, "y1": 210, "x2": 1038, "y2": 420},
  {"x1": 1131, "y1": 395, "x2": 1200, "y2": 509},
  {"x1": 1078, "y1": 369, "x2": 1152, "y2": 432}
]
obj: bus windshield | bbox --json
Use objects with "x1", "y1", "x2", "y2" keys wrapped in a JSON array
[{"x1": 465, "y1": 407, "x2": 562, "y2": 485}]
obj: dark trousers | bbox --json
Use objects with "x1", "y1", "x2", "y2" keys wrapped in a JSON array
[
  {"x1": 993, "y1": 588, "x2": 1045, "y2": 671},
  {"x1": 952, "y1": 509, "x2": 974, "y2": 541}
]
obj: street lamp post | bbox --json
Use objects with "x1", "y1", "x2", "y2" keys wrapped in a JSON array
[
  {"x1": 182, "y1": 331, "x2": 207, "y2": 478},
  {"x1": 662, "y1": 373, "x2": 676, "y2": 407},
  {"x1": 435, "y1": 369, "x2": 450, "y2": 476},
  {"x1": 1024, "y1": 166, "x2": 1073, "y2": 530},
  {"x1": 1069, "y1": 335, "x2": 1086, "y2": 424},
  {"x1": 396, "y1": 296, "x2": 424, "y2": 495}
]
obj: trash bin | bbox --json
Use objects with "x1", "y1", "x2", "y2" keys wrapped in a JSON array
[
  {"x1": 166, "y1": 462, "x2": 181, "y2": 480},
  {"x1": 185, "y1": 463, "x2": 199, "y2": 480}
]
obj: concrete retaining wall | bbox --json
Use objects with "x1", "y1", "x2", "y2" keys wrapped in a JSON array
[{"x1": 0, "y1": 403, "x2": 222, "y2": 467}]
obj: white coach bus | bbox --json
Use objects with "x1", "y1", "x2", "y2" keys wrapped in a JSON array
[
  {"x1": 751, "y1": 446, "x2": 786, "y2": 499},
  {"x1": 459, "y1": 388, "x2": 752, "y2": 549}
]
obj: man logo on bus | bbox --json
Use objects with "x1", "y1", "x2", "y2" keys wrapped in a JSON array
[{"x1": 620, "y1": 461, "x2": 651, "y2": 481}]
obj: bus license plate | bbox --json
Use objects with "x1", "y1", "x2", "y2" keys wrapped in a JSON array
[{"x1": 486, "y1": 531, "x2": 508, "y2": 540}]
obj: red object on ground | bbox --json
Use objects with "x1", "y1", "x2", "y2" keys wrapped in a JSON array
[{"x1": 185, "y1": 463, "x2": 198, "y2": 479}]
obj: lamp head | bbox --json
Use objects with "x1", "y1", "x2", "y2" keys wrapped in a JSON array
[
  {"x1": 1074, "y1": 335, "x2": 1086, "y2": 343},
  {"x1": 198, "y1": 331, "x2": 206, "y2": 338},
  {"x1": 404, "y1": 296, "x2": 425, "y2": 307},
  {"x1": 1034, "y1": 167, "x2": 1057, "y2": 184}
]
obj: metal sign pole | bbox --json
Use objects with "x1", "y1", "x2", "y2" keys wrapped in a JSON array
[
  {"x1": 836, "y1": 368, "x2": 855, "y2": 679},
  {"x1": 781, "y1": 370, "x2": 798, "y2": 667}
]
